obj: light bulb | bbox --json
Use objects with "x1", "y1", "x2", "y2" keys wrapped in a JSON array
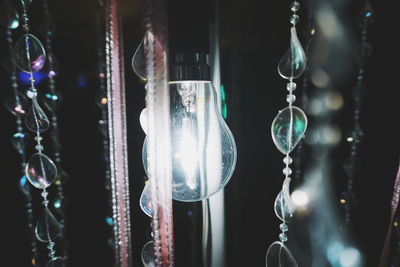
[{"x1": 142, "y1": 81, "x2": 237, "y2": 202}]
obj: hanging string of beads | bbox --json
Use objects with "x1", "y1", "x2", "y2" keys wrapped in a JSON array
[
  {"x1": 340, "y1": 1, "x2": 373, "y2": 224},
  {"x1": 14, "y1": 1, "x2": 64, "y2": 266},
  {"x1": 266, "y1": 1, "x2": 307, "y2": 266},
  {"x1": 2, "y1": 5, "x2": 40, "y2": 264}
]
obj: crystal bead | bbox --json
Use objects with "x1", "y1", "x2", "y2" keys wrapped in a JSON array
[
  {"x1": 286, "y1": 94, "x2": 296, "y2": 104},
  {"x1": 140, "y1": 181, "x2": 154, "y2": 217},
  {"x1": 286, "y1": 82, "x2": 297, "y2": 92},
  {"x1": 34, "y1": 135, "x2": 43, "y2": 142},
  {"x1": 27, "y1": 90, "x2": 37, "y2": 99},
  {"x1": 278, "y1": 27, "x2": 306, "y2": 79},
  {"x1": 0, "y1": 0, "x2": 19, "y2": 29},
  {"x1": 35, "y1": 207, "x2": 63, "y2": 242},
  {"x1": 280, "y1": 223, "x2": 289, "y2": 232},
  {"x1": 290, "y1": 1, "x2": 300, "y2": 12},
  {"x1": 271, "y1": 106, "x2": 307, "y2": 154},
  {"x1": 279, "y1": 233, "x2": 288, "y2": 242},
  {"x1": 4, "y1": 91, "x2": 28, "y2": 116},
  {"x1": 274, "y1": 178, "x2": 295, "y2": 222},
  {"x1": 14, "y1": 34, "x2": 46, "y2": 73},
  {"x1": 132, "y1": 39, "x2": 147, "y2": 81},
  {"x1": 290, "y1": 14, "x2": 299, "y2": 25},
  {"x1": 35, "y1": 144, "x2": 44, "y2": 151},
  {"x1": 43, "y1": 92, "x2": 61, "y2": 113},
  {"x1": 25, "y1": 97, "x2": 50, "y2": 133},
  {"x1": 19, "y1": 175, "x2": 31, "y2": 196},
  {"x1": 11, "y1": 132, "x2": 29, "y2": 154},
  {"x1": 26, "y1": 153, "x2": 57, "y2": 189},
  {"x1": 283, "y1": 167, "x2": 292, "y2": 176},
  {"x1": 283, "y1": 156, "x2": 293, "y2": 165},
  {"x1": 266, "y1": 241, "x2": 299, "y2": 267},
  {"x1": 141, "y1": 241, "x2": 156, "y2": 267}
]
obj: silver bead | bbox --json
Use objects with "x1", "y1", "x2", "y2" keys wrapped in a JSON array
[
  {"x1": 291, "y1": 1, "x2": 300, "y2": 12},
  {"x1": 283, "y1": 156, "x2": 293, "y2": 165},
  {"x1": 287, "y1": 82, "x2": 297, "y2": 92},
  {"x1": 283, "y1": 167, "x2": 292, "y2": 176},
  {"x1": 290, "y1": 14, "x2": 300, "y2": 25},
  {"x1": 286, "y1": 94, "x2": 296, "y2": 104}
]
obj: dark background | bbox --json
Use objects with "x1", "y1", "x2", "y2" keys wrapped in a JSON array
[{"x1": 0, "y1": 0, "x2": 399, "y2": 266}]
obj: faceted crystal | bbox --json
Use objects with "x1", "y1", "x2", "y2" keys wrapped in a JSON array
[
  {"x1": 274, "y1": 178, "x2": 295, "y2": 222},
  {"x1": 289, "y1": 14, "x2": 299, "y2": 25},
  {"x1": 25, "y1": 97, "x2": 50, "y2": 133},
  {"x1": 132, "y1": 39, "x2": 147, "y2": 80},
  {"x1": 45, "y1": 258, "x2": 64, "y2": 267},
  {"x1": 26, "y1": 153, "x2": 57, "y2": 189},
  {"x1": 278, "y1": 27, "x2": 307, "y2": 79},
  {"x1": 0, "y1": 0, "x2": 19, "y2": 29},
  {"x1": 11, "y1": 132, "x2": 29, "y2": 154},
  {"x1": 35, "y1": 207, "x2": 63, "y2": 242},
  {"x1": 266, "y1": 241, "x2": 299, "y2": 267},
  {"x1": 141, "y1": 241, "x2": 156, "y2": 267},
  {"x1": 14, "y1": 34, "x2": 46, "y2": 73},
  {"x1": 140, "y1": 182, "x2": 154, "y2": 217},
  {"x1": 290, "y1": 1, "x2": 300, "y2": 12},
  {"x1": 271, "y1": 106, "x2": 307, "y2": 154}
]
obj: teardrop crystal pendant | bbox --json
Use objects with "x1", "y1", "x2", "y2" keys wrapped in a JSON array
[
  {"x1": 274, "y1": 178, "x2": 296, "y2": 222},
  {"x1": 35, "y1": 207, "x2": 63, "y2": 242},
  {"x1": 278, "y1": 27, "x2": 306, "y2": 79},
  {"x1": 271, "y1": 106, "x2": 307, "y2": 154},
  {"x1": 266, "y1": 241, "x2": 299, "y2": 267},
  {"x1": 14, "y1": 34, "x2": 46, "y2": 73},
  {"x1": 11, "y1": 132, "x2": 29, "y2": 154},
  {"x1": 26, "y1": 153, "x2": 57, "y2": 189},
  {"x1": 141, "y1": 241, "x2": 156, "y2": 267},
  {"x1": 140, "y1": 181, "x2": 153, "y2": 217},
  {"x1": 0, "y1": 0, "x2": 20, "y2": 29},
  {"x1": 132, "y1": 39, "x2": 147, "y2": 80},
  {"x1": 45, "y1": 258, "x2": 64, "y2": 267},
  {"x1": 25, "y1": 97, "x2": 50, "y2": 133}
]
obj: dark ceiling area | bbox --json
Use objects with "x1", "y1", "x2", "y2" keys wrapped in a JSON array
[{"x1": 0, "y1": 0, "x2": 399, "y2": 266}]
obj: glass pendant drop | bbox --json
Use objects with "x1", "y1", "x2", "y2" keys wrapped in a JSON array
[
  {"x1": 0, "y1": 0, "x2": 20, "y2": 29},
  {"x1": 26, "y1": 153, "x2": 57, "y2": 189},
  {"x1": 35, "y1": 207, "x2": 63, "y2": 242},
  {"x1": 25, "y1": 97, "x2": 50, "y2": 133},
  {"x1": 45, "y1": 258, "x2": 64, "y2": 267},
  {"x1": 271, "y1": 106, "x2": 307, "y2": 154},
  {"x1": 132, "y1": 39, "x2": 147, "y2": 80},
  {"x1": 141, "y1": 241, "x2": 156, "y2": 267},
  {"x1": 278, "y1": 27, "x2": 306, "y2": 79},
  {"x1": 140, "y1": 181, "x2": 153, "y2": 217},
  {"x1": 14, "y1": 34, "x2": 46, "y2": 73},
  {"x1": 274, "y1": 178, "x2": 295, "y2": 222},
  {"x1": 266, "y1": 241, "x2": 299, "y2": 267}
]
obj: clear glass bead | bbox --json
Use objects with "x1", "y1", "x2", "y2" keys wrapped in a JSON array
[
  {"x1": 14, "y1": 34, "x2": 46, "y2": 73},
  {"x1": 290, "y1": 1, "x2": 300, "y2": 12},
  {"x1": 280, "y1": 223, "x2": 289, "y2": 232},
  {"x1": 286, "y1": 82, "x2": 297, "y2": 92},
  {"x1": 279, "y1": 233, "x2": 288, "y2": 242},
  {"x1": 283, "y1": 156, "x2": 293, "y2": 165},
  {"x1": 271, "y1": 106, "x2": 307, "y2": 154},
  {"x1": 26, "y1": 153, "x2": 57, "y2": 189},
  {"x1": 25, "y1": 97, "x2": 50, "y2": 133},
  {"x1": 290, "y1": 14, "x2": 300, "y2": 25},
  {"x1": 283, "y1": 167, "x2": 292, "y2": 176},
  {"x1": 35, "y1": 207, "x2": 63, "y2": 242},
  {"x1": 286, "y1": 94, "x2": 296, "y2": 104},
  {"x1": 278, "y1": 27, "x2": 306, "y2": 79},
  {"x1": 139, "y1": 181, "x2": 154, "y2": 217},
  {"x1": 274, "y1": 178, "x2": 296, "y2": 222},
  {"x1": 141, "y1": 241, "x2": 156, "y2": 267}
]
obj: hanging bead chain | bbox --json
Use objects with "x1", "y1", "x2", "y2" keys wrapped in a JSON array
[
  {"x1": 41, "y1": 0, "x2": 69, "y2": 263},
  {"x1": 95, "y1": 10, "x2": 115, "y2": 250},
  {"x1": 17, "y1": 2, "x2": 63, "y2": 266},
  {"x1": 267, "y1": 1, "x2": 307, "y2": 266},
  {"x1": 340, "y1": 2, "x2": 373, "y2": 224},
  {"x1": 5, "y1": 26, "x2": 39, "y2": 266}
]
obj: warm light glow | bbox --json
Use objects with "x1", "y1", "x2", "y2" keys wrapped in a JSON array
[{"x1": 291, "y1": 190, "x2": 309, "y2": 207}]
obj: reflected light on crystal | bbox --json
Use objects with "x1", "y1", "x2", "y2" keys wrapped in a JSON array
[
  {"x1": 291, "y1": 190, "x2": 309, "y2": 207},
  {"x1": 339, "y1": 247, "x2": 361, "y2": 267},
  {"x1": 48, "y1": 70, "x2": 56, "y2": 78},
  {"x1": 45, "y1": 94, "x2": 58, "y2": 101},
  {"x1": 100, "y1": 97, "x2": 108, "y2": 105},
  {"x1": 340, "y1": 198, "x2": 346, "y2": 204},
  {"x1": 105, "y1": 216, "x2": 114, "y2": 226},
  {"x1": 347, "y1": 137, "x2": 354, "y2": 142}
]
